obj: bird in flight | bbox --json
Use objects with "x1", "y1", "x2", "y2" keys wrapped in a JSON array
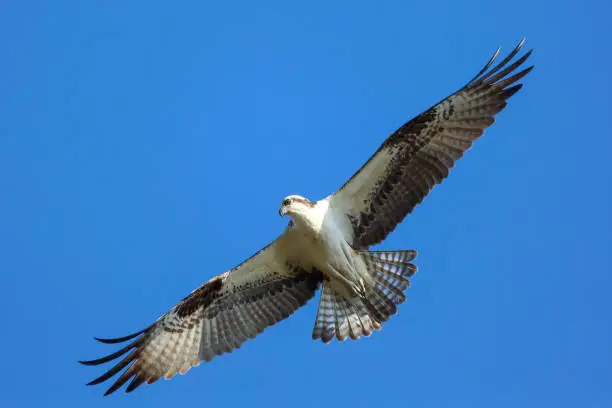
[{"x1": 81, "y1": 39, "x2": 534, "y2": 396}]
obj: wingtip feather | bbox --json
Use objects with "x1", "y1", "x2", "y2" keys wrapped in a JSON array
[
  {"x1": 125, "y1": 375, "x2": 146, "y2": 393},
  {"x1": 93, "y1": 328, "x2": 148, "y2": 344}
]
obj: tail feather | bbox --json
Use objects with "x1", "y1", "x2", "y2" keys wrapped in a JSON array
[
  {"x1": 338, "y1": 299, "x2": 361, "y2": 341},
  {"x1": 313, "y1": 283, "x2": 380, "y2": 343},
  {"x1": 363, "y1": 250, "x2": 418, "y2": 322},
  {"x1": 312, "y1": 249, "x2": 417, "y2": 343},
  {"x1": 374, "y1": 279, "x2": 406, "y2": 305},
  {"x1": 363, "y1": 285, "x2": 396, "y2": 323},
  {"x1": 333, "y1": 297, "x2": 350, "y2": 341},
  {"x1": 312, "y1": 285, "x2": 336, "y2": 343}
]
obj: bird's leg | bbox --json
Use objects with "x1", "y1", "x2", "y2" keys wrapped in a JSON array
[{"x1": 325, "y1": 264, "x2": 366, "y2": 298}]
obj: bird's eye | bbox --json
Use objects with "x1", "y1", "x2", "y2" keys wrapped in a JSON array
[{"x1": 283, "y1": 199, "x2": 291, "y2": 206}]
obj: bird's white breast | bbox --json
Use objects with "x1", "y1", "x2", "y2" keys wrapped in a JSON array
[{"x1": 288, "y1": 198, "x2": 370, "y2": 296}]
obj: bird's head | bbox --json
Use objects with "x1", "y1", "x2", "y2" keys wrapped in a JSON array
[{"x1": 279, "y1": 195, "x2": 314, "y2": 218}]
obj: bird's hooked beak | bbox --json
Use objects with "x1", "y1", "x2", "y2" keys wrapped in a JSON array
[{"x1": 279, "y1": 206, "x2": 287, "y2": 217}]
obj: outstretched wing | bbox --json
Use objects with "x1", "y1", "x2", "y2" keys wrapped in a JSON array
[
  {"x1": 80, "y1": 236, "x2": 322, "y2": 396},
  {"x1": 329, "y1": 39, "x2": 534, "y2": 248}
]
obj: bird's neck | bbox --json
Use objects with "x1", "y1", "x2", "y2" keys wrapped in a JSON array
[{"x1": 290, "y1": 205, "x2": 325, "y2": 236}]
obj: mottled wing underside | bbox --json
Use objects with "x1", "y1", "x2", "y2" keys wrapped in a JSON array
[
  {"x1": 330, "y1": 39, "x2": 534, "y2": 248},
  {"x1": 80, "y1": 238, "x2": 322, "y2": 396}
]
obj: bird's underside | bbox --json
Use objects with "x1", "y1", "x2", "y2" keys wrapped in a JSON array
[{"x1": 81, "y1": 39, "x2": 534, "y2": 396}]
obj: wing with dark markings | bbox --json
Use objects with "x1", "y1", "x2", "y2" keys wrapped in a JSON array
[
  {"x1": 80, "y1": 236, "x2": 322, "y2": 396},
  {"x1": 329, "y1": 39, "x2": 534, "y2": 248}
]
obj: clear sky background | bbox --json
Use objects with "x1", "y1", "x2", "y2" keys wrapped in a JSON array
[{"x1": 1, "y1": 1, "x2": 611, "y2": 407}]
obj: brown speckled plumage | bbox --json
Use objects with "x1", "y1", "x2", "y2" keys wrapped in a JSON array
[
  {"x1": 80, "y1": 241, "x2": 322, "y2": 396},
  {"x1": 333, "y1": 39, "x2": 533, "y2": 248}
]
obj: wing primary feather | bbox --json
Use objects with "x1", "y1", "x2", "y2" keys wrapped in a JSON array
[
  {"x1": 103, "y1": 365, "x2": 137, "y2": 396},
  {"x1": 86, "y1": 350, "x2": 139, "y2": 386},
  {"x1": 484, "y1": 50, "x2": 534, "y2": 86},
  {"x1": 465, "y1": 46, "x2": 501, "y2": 87},
  {"x1": 125, "y1": 375, "x2": 146, "y2": 394},
  {"x1": 79, "y1": 341, "x2": 137, "y2": 366},
  {"x1": 93, "y1": 327, "x2": 149, "y2": 344},
  {"x1": 476, "y1": 38, "x2": 527, "y2": 84},
  {"x1": 491, "y1": 65, "x2": 534, "y2": 90},
  {"x1": 499, "y1": 84, "x2": 523, "y2": 100}
]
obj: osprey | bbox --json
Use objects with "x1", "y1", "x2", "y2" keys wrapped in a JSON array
[{"x1": 81, "y1": 39, "x2": 534, "y2": 395}]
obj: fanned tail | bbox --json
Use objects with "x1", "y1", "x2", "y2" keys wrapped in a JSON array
[
  {"x1": 312, "y1": 283, "x2": 382, "y2": 343},
  {"x1": 361, "y1": 249, "x2": 417, "y2": 323},
  {"x1": 312, "y1": 249, "x2": 417, "y2": 343}
]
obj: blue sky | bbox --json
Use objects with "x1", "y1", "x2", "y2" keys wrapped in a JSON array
[{"x1": 1, "y1": 1, "x2": 611, "y2": 407}]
